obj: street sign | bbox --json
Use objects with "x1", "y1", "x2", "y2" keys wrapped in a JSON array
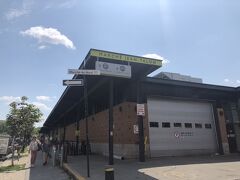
[
  {"x1": 133, "y1": 125, "x2": 139, "y2": 134},
  {"x1": 95, "y1": 61, "x2": 131, "y2": 78},
  {"x1": 63, "y1": 79, "x2": 84, "y2": 86},
  {"x1": 68, "y1": 69, "x2": 101, "y2": 75},
  {"x1": 137, "y1": 104, "x2": 145, "y2": 116}
]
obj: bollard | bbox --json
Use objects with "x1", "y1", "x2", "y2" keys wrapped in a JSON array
[
  {"x1": 52, "y1": 145, "x2": 56, "y2": 167},
  {"x1": 60, "y1": 145, "x2": 63, "y2": 167},
  {"x1": 63, "y1": 143, "x2": 68, "y2": 163},
  {"x1": 105, "y1": 166, "x2": 114, "y2": 180}
]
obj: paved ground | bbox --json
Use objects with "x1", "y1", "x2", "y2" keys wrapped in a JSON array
[
  {"x1": 67, "y1": 154, "x2": 240, "y2": 180},
  {"x1": 28, "y1": 151, "x2": 69, "y2": 180},
  {"x1": 0, "y1": 153, "x2": 29, "y2": 180}
]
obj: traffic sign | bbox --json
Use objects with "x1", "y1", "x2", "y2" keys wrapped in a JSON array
[
  {"x1": 137, "y1": 104, "x2": 145, "y2": 116},
  {"x1": 68, "y1": 69, "x2": 101, "y2": 75},
  {"x1": 63, "y1": 79, "x2": 84, "y2": 86}
]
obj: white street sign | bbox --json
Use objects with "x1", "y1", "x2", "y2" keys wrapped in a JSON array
[
  {"x1": 68, "y1": 69, "x2": 101, "y2": 75},
  {"x1": 137, "y1": 104, "x2": 145, "y2": 116},
  {"x1": 63, "y1": 79, "x2": 84, "y2": 86},
  {"x1": 95, "y1": 61, "x2": 131, "y2": 78},
  {"x1": 133, "y1": 125, "x2": 139, "y2": 134}
]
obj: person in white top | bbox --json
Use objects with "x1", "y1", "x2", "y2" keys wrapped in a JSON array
[{"x1": 29, "y1": 136, "x2": 39, "y2": 167}]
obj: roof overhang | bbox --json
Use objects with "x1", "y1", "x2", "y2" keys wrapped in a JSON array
[{"x1": 43, "y1": 49, "x2": 162, "y2": 128}]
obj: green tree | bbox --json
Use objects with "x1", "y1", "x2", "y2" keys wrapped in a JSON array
[
  {"x1": 32, "y1": 127, "x2": 41, "y2": 137},
  {"x1": 0, "y1": 120, "x2": 8, "y2": 134},
  {"x1": 6, "y1": 96, "x2": 43, "y2": 146}
]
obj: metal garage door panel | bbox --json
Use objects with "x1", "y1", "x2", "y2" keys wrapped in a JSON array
[{"x1": 147, "y1": 98, "x2": 218, "y2": 157}]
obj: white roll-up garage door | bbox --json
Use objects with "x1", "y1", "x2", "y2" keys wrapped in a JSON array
[{"x1": 147, "y1": 98, "x2": 218, "y2": 157}]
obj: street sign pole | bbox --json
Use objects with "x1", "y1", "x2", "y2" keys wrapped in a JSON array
[{"x1": 83, "y1": 66, "x2": 90, "y2": 177}]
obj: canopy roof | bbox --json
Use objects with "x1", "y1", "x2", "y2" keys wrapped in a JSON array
[{"x1": 43, "y1": 49, "x2": 162, "y2": 127}]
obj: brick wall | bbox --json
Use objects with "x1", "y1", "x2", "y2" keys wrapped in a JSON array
[
  {"x1": 77, "y1": 102, "x2": 149, "y2": 144},
  {"x1": 64, "y1": 101, "x2": 150, "y2": 157},
  {"x1": 65, "y1": 123, "x2": 77, "y2": 141}
]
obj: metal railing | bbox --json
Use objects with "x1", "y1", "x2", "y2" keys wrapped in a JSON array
[{"x1": 52, "y1": 140, "x2": 91, "y2": 167}]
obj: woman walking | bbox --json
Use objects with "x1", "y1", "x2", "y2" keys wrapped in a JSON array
[
  {"x1": 29, "y1": 136, "x2": 39, "y2": 167},
  {"x1": 42, "y1": 137, "x2": 51, "y2": 165}
]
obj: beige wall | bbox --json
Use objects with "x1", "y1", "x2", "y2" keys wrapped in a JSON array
[{"x1": 217, "y1": 108, "x2": 230, "y2": 154}]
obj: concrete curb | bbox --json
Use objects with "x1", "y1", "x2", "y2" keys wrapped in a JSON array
[{"x1": 63, "y1": 163, "x2": 85, "y2": 180}]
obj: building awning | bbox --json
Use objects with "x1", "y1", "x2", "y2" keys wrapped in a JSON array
[{"x1": 43, "y1": 49, "x2": 162, "y2": 128}]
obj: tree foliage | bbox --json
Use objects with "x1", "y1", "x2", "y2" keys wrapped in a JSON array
[
  {"x1": 0, "y1": 120, "x2": 8, "y2": 134},
  {"x1": 32, "y1": 127, "x2": 41, "y2": 137},
  {"x1": 6, "y1": 96, "x2": 43, "y2": 141}
]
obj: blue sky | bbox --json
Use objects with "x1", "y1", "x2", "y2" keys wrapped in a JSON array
[{"x1": 0, "y1": 0, "x2": 240, "y2": 126}]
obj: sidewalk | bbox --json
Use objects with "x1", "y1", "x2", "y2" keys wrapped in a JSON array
[
  {"x1": 28, "y1": 151, "x2": 69, "y2": 180},
  {"x1": 66, "y1": 154, "x2": 240, "y2": 180},
  {"x1": 0, "y1": 153, "x2": 30, "y2": 180}
]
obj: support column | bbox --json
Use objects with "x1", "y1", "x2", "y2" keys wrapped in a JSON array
[
  {"x1": 76, "y1": 110, "x2": 80, "y2": 155},
  {"x1": 63, "y1": 117, "x2": 67, "y2": 163},
  {"x1": 137, "y1": 81, "x2": 145, "y2": 162},
  {"x1": 109, "y1": 79, "x2": 114, "y2": 165},
  {"x1": 63, "y1": 117, "x2": 67, "y2": 142},
  {"x1": 84, "y1": 75, "x2": 90, "y2": 177}
]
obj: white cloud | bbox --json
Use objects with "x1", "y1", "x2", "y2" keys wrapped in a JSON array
[
  {"x1": 5, "y1": 0, "x2": 33, "y2": 20},
  {"x1": 0, "y1": 96, "x2": 21, "y2": 104},
  {"x1": 142, "y1": 54, "x2": 170, "y2": 64},
  {"x1": 58, "y1": 0, "x2": 77, "y2": 8},
  {"x1": 36, "y1": 96, "x2": 51, "y2": 101},
  {"x1": 38, "y1": 45, "x2": 47, "y2": 50},
  {"x1": 5, "y1": 9, "x2": 28, "y2": 20},
  {"x1": 32, "y1": 102, "x2": 51, "y2": 111},
  {"x1": 20, "y1": 26, "x2": 76, "y2": 49},
  {"x1": 223, "y1": 78, "x2": 240, "y2": 86},
  {"x1": 224, "y1": 78, "x2": 230, "y2": 83},
  {"x1": 44, "y1": 0, "x2": 77, "y2": 9}
]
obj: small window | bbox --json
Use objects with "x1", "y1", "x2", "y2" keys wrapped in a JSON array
[
  {"x1": 205, "y1": 124, "x2": 212, "y2": 129},
  {"x1": 162, "y1": 122, "x2": 171, "y2": 128},
  {"x1": 195, "y1": 123, "x2": 202, "y2": 128},
  {"x1": 174, "y1": 123, "x2": 182, "y2": 127},
  {"x1": 150, "y1": 122, "x2": 159, "y2": 128},
  {"x1": 185, "y1": 123, "x2": 192, "y2": 128}
]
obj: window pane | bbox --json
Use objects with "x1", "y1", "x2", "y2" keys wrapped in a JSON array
[
  {"x1": 205, "y1": 124, "x2": 212, "y2": 129},
  {"x1": 174, "y1": 123, "x2": 182, "y2": 127},
  {"x1": 195, "y1": 123, "x2": 202, "y2": 128},
  {"x1": 184, "y1": 123, "x2": 192, "y2": 128},
  {"x1": 150, "y1": 122, "x2": 159, "y2": 128},
  {"x1": 162, "y1": 122, "x2": 170, "y2": 128}
]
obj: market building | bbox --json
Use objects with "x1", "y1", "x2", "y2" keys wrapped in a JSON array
[{"x1": 42, "y1": 49, "x2": 240, "y2": 160}]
